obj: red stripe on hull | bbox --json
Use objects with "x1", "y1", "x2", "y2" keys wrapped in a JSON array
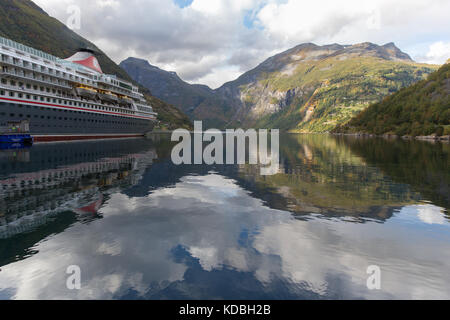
[{"x1": 34, "y1": 134, "x2": 143, "y2": 142}]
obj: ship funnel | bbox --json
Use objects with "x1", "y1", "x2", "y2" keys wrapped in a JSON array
[{"x1": 65, "y1": 48, "x2": 103, "y2": 74}]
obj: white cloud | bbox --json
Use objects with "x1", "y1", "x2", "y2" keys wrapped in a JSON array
[
  {"x1": 32, "y1": 0, "x2": 450, "y2": 88},
  {"x1": 416, "y1": 205, "x2": 446, "y2": 225},
  {"x1": 423, "y1": 42, "x2": 450, "y2": 64},
  {"x1": 193, "y1": 66, "x2": 243, "y2": 89}
]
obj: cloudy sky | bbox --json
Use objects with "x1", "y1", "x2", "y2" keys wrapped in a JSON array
[{"x1": 34, "y1": 0, "x2": 450, "y2": 88}]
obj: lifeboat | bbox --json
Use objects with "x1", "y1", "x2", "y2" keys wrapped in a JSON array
[
  {"x1": 76, "y1": 86, "x2": 97, "y2": 99},
  {"x1": 118, "y1": 95, "x2": 134, "y2": 104},
  {"x1": 98, "y1": 91, "x2": 118, "y2": 103}
]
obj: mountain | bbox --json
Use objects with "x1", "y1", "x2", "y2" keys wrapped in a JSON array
[
  {"x1": 120, "y1": 57, "x2": 232, "y2": 128},
  {"x1": 0, "y1": 0, "x2": 192, "y2": 130},
  {"x1": 333, "y1": 61, "x2": 450, "y2": 137},
  {"x1": 215, "y1": 42, "x2": 438, "y2": 132},
  {"x1": 122, "y1": 42, "x2": 437, "y2": 131}
]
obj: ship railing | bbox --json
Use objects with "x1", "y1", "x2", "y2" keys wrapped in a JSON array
[
  {"x1": 0, "y1": 83, "x2": 70, "y2": 99},
  {"x1": 1, "y1": 50, "x2": 99, "y2": 88},
  {"x1": 0, "y1": 69, "x2": 72, "y2": 89},
  {"x1": 0, "y1": 38, "x2": 127, "y2": 93},
  {"x1": 1, "y1": 57, "x2": 84, "y2": 84},
  {"x1": 1, "y1": 80, "x2": 155, "y2": 119},
  {"x1": 0, "y1": 36, "x2": 58, "y2": 63},
  {"x1": 97, "y1": 81, "x2": 140, "y2": 98},
  {"x1": 0, "y1": 55, "x2": 139, "y2": 99}
]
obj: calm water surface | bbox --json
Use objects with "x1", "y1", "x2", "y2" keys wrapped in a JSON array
[{"x1": 0, "y1": 134, "x2": 449, "y2": 299}]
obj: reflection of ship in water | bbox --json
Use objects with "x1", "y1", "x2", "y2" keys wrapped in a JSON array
[{"x1": 0, "y1": 138, "x2": 157, "y2": 239}]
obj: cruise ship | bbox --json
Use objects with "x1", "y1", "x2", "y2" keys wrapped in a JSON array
[{"x1": 0, "y1": 36, "x2": 157, "y2": 142}]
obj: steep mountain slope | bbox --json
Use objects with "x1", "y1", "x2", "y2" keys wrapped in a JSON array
[
  {"x1": 0, "y1": 0, "x2": 192, "y2": 129},
  {"x1": 334, "y1": 61, "x2": 450, "y2": 137},
  {"x1": 216, "y1": 42, "x2": 438, "y2": 132},
  {"x1": 120, "y1": 57, "x2": 231, "y2": 128},
  {"x1": 122, "y1": 42, "x2": 437, "y2": 131}
]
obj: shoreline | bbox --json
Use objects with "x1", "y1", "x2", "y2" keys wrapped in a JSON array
[
  {"x1": 145, "y1": 129, "x2": 450, "y2": 144},
  {"x1": 331, "y1": 132, "x2": 450, "y2": 142}
]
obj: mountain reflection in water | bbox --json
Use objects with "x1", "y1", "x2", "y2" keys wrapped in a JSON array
[{"x1": 0, "y1": 134, "x2": 448, "y2": 300}]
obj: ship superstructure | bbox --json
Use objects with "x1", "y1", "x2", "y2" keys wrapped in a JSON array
[{"x1": 0, "y1": 36, "x2": 157, "y2": 141}]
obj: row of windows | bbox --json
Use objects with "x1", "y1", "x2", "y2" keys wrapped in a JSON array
[
  {"x1": 2, "y1": 51, "x2": 140, "y2": 98},
  {"x1": 0, "y1": 78, "x2": 153, "y2": 117},
  {"x1": 1, "y1": 66, "x2": 69, "y2": 87},
  {"x1": 0, "y1": 90, "x2": 139, "y2": 116},
  {"x1": 0, "y1": 112, "x2": 146, "y2": 126},
  {"x1": 1, "y1": 54, "x2": 94, "y2": 85},
  {"x1": 1, "y1": 78, "x2": 63, "y2": 95}
]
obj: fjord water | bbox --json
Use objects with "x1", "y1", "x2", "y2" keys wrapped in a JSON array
[{"x1": 0, "y1": 134, "x2": 449, "y2": 300}]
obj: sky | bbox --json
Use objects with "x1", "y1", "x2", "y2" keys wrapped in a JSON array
[{"x1": 33, "y1": 0, "x2": 450, "y2": 89}]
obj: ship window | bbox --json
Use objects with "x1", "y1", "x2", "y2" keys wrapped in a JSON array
[
  {"x1": 11, "y1": 80, "x2": 16, "y2": 86},
  {"x1": 47, "y1": 98, "x2": 51, "y2": 102},
  {"x1": 26, "y1": 95, "x2": 30, "y2": 99},
  {"x1": 26, "y1": 84, "x2": 31, "y2": 89},
  {"x1": 18, "y1": 93, "x2": 23, "y2": 98},
  {"x1": 33, "y1": 96, "x2": 38, "y2": 100},
  {"x1": 1, "y1": 78, "x2": 6, "y2": 84},
  {"x1": 40, "y1": 97, "x2": 44, "y2": 101},
  {"x1": 9, "y1": 92, "x2": 14, "y2": 97}
]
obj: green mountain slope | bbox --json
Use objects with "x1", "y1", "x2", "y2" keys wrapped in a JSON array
[
  {"x1": 334, "y1": 62, "x2": 450, "y2": 136},
  {"x1": 0, "y1": 0, "x2": 192, "y2": 129},
  {"x1": 216, "y1": 42, "x2": 438, "y2": 132}
]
